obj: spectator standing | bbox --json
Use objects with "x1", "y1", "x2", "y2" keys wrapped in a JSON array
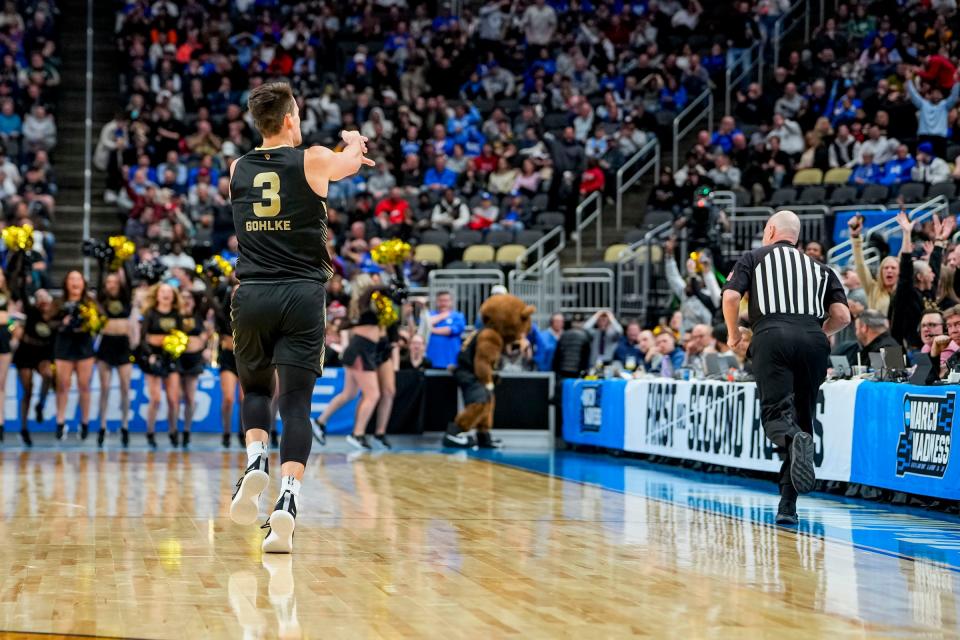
[
  {"x1": 425, "y1": 291, "x2": 466, "y2": 369},
  {"x1": 664, "y1": 237, "x2": 721, "y2": 332},
  {"x1": 583, "y1": 309, "x2": 623, "y2": 365},
  {"x1": 889, "y1": 212, "x2": 952, "y2": 349},
  {"x1": 905, "y1": 67, "x2": 960, "y2": 158},
  {"x1": 849, "y1": 215, "x2": 898, "y2": 315}
]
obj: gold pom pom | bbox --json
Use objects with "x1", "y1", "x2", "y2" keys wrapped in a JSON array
[
  {"x1": 108, "y1": 236, "x2": 136, "y2": 271},
  {"x1": 2, "y1": 224, "x2": 33, "y2": 252},
  {"x1": 371, "y1": 239, "x2": 412, "y2": 266},
  {"x1": 371, "y1": 291, "x2": 399, "y2": 327},
  {"x1": 162, "y1": 330, "x2": 189, "y2": 359},
  {"x1": 78, "y1": 300, "x2": 106, "y2": 336}
]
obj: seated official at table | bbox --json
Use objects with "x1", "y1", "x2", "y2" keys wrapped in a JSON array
[
  {"x1": 653, "y1": 331, "x2": 685, "y2": 377},
  {"x1": 837, "y1": 309, "x2": 900, "y2": 366}
]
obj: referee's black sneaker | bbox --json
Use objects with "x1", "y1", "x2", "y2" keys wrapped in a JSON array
[
  {"x1": 790, "y1": 432, "x2": 816, "y2": 494},
  {"x1": 776, "y1": 484, "x2": 799, "y2": 526}
]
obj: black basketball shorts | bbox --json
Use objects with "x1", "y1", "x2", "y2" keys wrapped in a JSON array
[{"x1": 231, "y1": 280, "x2": 326, "y2": 377}]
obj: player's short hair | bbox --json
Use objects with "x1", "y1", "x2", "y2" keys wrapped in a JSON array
[{"x1": 247, "y1": 82, "x2": 294, "y2": 136}]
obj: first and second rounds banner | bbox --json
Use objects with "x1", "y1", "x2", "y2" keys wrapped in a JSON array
[{"x1": 563, "y1": 377, "x2": 960, "y2": 500}]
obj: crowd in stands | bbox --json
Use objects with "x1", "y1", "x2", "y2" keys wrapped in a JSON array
[{"x1": 0, "y1": 1, "x2": 60, "y2": 275}]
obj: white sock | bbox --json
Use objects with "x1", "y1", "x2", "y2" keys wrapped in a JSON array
[
  {"x1": 247, "y1": 441, "x2": 267, "y2": 467},
  {"x1": 280, "y1": 476, "x2": 301, "y2": 496}
]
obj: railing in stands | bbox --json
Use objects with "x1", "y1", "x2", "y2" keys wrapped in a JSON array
[
  {"x1": 428, "y1": 269, "x2": 504, "y2": 329},
  {"x1": 773, "y1": 0, "x2": 811, "y2": 70},
  {"x1": 509, "y1": 226, "x2": 565, "y2": 327},
  {"x1": 560, "y1": 267, "x2": 615, "y2": 316},
  {"x1": 574, "y1": 190, "x2": 602, "y2": 265},
  {"x1": 672, "y1": 89, "x2": 713, "y2": 173},
  {"x1": 616, "y1": 220, "x2": 673, "y2": 321},
  {"x1": 616, "y1": 138, "x2": 659, "y2": 229},
  {"x1": 827, "y1": 196, "x2": 950, "y2": 267},
  {"x1": 724, "y1": 40, "x2": 763, "y2": 116}
]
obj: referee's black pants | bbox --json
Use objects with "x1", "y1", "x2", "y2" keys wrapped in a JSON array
[{"x1": 750, "y1": 324, "x2": 830, "y2": 487}]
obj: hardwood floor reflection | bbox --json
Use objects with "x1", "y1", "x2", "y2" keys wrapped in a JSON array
[{"x1": 0, "y1": 449, "x2": 954, "y2": 638}]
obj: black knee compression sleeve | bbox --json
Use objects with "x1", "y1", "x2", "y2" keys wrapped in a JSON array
[
  {"x1": 240, "y1": 365, "x2": 275, "y2": 433},
  {"x1": 277, "y1": 364, "x2": 317, "y2": 465}
]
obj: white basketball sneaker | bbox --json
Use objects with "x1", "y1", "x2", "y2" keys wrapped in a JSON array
[{"x1": 229, "y1": 455, "x2": 270, "y2": 525}]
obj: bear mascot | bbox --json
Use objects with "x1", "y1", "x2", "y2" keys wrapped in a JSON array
[{"x1": 442, "y1": 294, "x2": 535, "y2": 449}]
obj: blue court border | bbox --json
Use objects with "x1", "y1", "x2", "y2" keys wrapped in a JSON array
[{"x1": 463, "y1": 448, "x2": 960, "y2": 572}]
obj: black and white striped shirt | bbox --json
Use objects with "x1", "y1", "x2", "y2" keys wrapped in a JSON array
[{"x1": 724, "y1": 241, "x2": 847, "y2": 327}]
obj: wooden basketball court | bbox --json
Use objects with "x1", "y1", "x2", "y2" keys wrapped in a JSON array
[{"x1": 0, "y1": 445, "x2": 956, "y2": 638}]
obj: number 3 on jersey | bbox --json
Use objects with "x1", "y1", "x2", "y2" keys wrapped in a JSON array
[{"x1": 253, "y1": 171, "x2": 281, "y2": 217}]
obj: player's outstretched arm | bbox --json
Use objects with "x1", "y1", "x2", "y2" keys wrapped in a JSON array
[{"x1": 307, "y1": 131, "x2": 375, "y2": 183}]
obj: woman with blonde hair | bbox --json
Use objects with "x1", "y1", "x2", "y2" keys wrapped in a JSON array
[
  {"x1": 138, "y1": 282, "x2": 183, "y2": 449},
  {"x1": 312, "y1": 274, "x2": 397, "y2": 451},
  {"x1": 849, "y1": 214, "x2": 898, "y2": 315}
]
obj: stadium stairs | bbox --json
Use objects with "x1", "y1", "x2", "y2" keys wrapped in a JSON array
[{"x1": 52, "y1": 0, "x2": 119, "y2": 283}]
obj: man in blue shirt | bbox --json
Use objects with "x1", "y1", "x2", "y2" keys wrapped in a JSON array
[
  {"x1": 613, "y1": 321, "x2": 644, "y2": 370},
  {"x1": 426, "y1": 291, "x2": 466, "y2": 368},
  {"x1": 847, "y1": 150, "x2": 881, "y2": 186},
  {"x1": 879, "y1": 144, "x2": 916, "y2": 187},
  {"x1": 423, "y1": 155, "x2": 458, "y2": 191}
]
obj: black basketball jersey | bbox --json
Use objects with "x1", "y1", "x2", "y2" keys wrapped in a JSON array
[{"x1": 230, "y1": 146, "x2": 333, "y2": 283}]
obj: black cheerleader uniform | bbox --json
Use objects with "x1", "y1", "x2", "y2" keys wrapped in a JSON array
[
  {"x1": 13, "y1": 305, "x2": 54, "y2": 370},
  {"x1": 0, "y1": 291, "x2": 12, "y2": 354},
  {"x1": 97, "y1": 296, "x2": 134, "y2": 367},
  {"x1": 178, "y1": 312, "x2": 207, "y2": 376},
  {"x1": 139, "y1": 308, "x2": 183, "y2": 377},
  {"x1": 215, "y1": 284, "x2": 238, "y2": 375},
  {"x1": 53, "y1": 299, "x2": 96, "y2": 361},
  {"x1": 341, "y1": 310, "x2": 381, "y2": 371}
]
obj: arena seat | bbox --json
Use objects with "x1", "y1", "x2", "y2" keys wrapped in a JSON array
[
  {"x1": 928, "y1": 182, "x2": 957, "y2": 200},
  {"x1": 861, "y1": 184, "x2": 890, "y2": 204},
  {"x1": 603, "y1": 244, "x2": 630, "y2": 262},
  {"x1": 413, "y1": 244, "x2": 444, "y2": 265},
  {"x1": 463, "y1": 245, "x2": 496, "y2": 263},
  {"x1": 419, "y1": 229, "x2": 451, "y2": 248},
  {"x1": 792, "y1": 168, "x2": 823, "y2": 185},
  {"x1": 823, "y1": 167, "x2": 852, "y2": 185},
  {"x1": 829, "y1": 186, "x2": 857, "y2": 205},
  {"x1": 769, "y1": 187, "x2": 797, "y2": 207},
  {"x1": 451, "y1": 229, "x2": 483, "y2": 248},
  {"x1": 625, "y1": 228, "x2": 647, "y2": 244},
  {"x1": 516, "y1": 230, "x2": 544, "y2": 246},
  {"x1": 898, "y1": 182, "x2": 926, "y2": 203},
  {"x1": 484, "y1": 230, "x2": 515, "y2": 248},
  {"x1": 529, "y1": 193, "x2": 550, "y2": 212},
  {"x1": 535, "y1": 212, "x2": 566, "y2": 230},
  {"x1": 797, "y1": 186, "x2": 827, "y2": 205},
  {"x1": 495, "y1": 244, "x2": 526, "y2": 264}
]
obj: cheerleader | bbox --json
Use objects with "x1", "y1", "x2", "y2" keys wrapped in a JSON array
[
  {"x1": 139, "y1": 282, "x2": 182, "y2": 449},
  {"x1": 54, "y1": 271, "x2": 97, "y2": 440},
  {"x1": 96, "y1": 269, "x2": 134, "y2": 447},
  {"x1": 313, "y1": 276, "x2": 395, "y2": 451},
  {"x1": 12, "y1": 289, "x2": 55, "y2": 446},
  {"x1": 0, "y1": 271, "x2": 16, "y2": 441},
  {"x1": 212, "y1": 279, "x2": 241, "y2": 448},
  {"x1": 176, "y1": 291, "x2": 213, "y2": 449}
]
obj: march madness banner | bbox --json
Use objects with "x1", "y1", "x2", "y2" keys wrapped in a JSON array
[
  {"x1": 623, "y1": 379, "x2": 858, "y2": 482},
  {"x1": 851, "y1": 382, "x2": 959, "y2": 499}
]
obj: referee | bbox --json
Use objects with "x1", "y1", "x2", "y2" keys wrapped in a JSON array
[{"x1": 722, "y1": 211, "x2": 851, "y2": 525}]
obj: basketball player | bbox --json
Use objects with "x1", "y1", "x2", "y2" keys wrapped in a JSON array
[{"x1": 227, "y1": 82, "x2": 374, "y2": 553}]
